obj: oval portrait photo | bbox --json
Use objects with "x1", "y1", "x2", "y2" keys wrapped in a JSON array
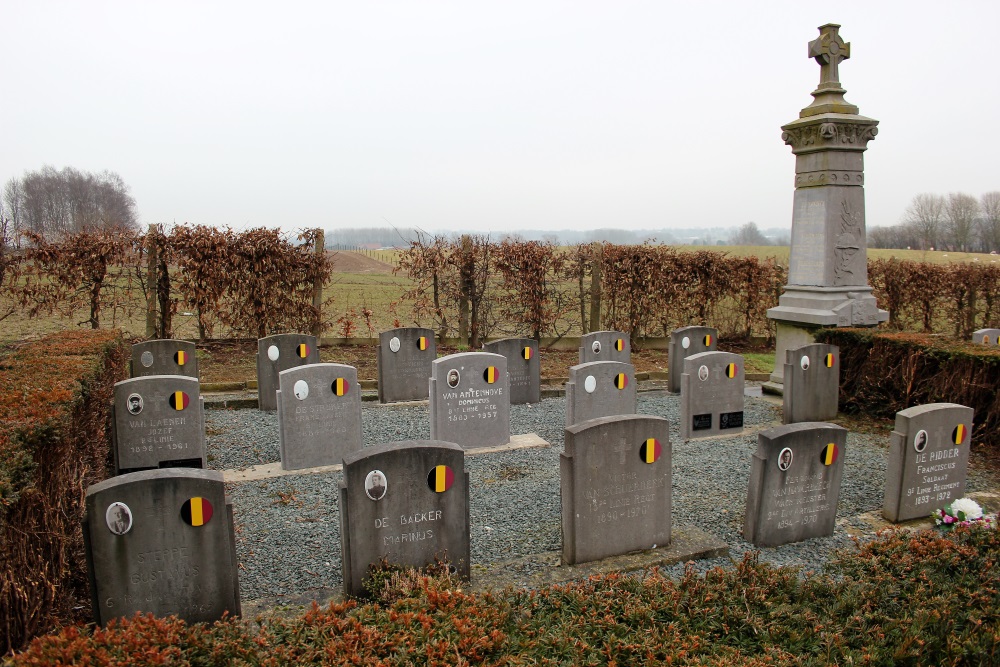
[{"x1": 365, "y1": 470, "x2": 387, "y2": 501}]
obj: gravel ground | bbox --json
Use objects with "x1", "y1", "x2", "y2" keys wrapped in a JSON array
[{"x1": 206, "y1": 390, "x2": 998, "y2": 604}]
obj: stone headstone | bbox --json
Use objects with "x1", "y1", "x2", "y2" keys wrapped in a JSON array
[
  {"x1": 113, "y1": 375, "x2": 206, "y2": 474},
  {"x1": 782, "y1": 343, "x2": 840, "y2": 424},
  {"x1": 429, "y1": 352, "x2": 510, "y2": 449},
  {"x1": 377, "y1": 327, "x2": 437, "y2": 403},
  {"x1": 579, "y1": 331, "x2": 630, "y2": 364},
  {"x1": 339, "y1": 440, "x2": 470, "y2": 597},
  {"x1": 743, "y1": 422, "x2": 847, "y2": 547},
  {"x1": 883, "y1": 403, "x2": 974, "y2": 523},
  {"x1": 256, "y1": 333, "x2": 320, "y2": 412},
  {"x1": 561, "y1": 414, "x2": 671, "y2": 565},
  {"x1": 667, "y1": 326, "x2": 718, "y2": 393},
  {"x1": 277, "y1": 363, "x2": 362, "y2": 470},
  {"x1": 131, "y1": 339, "x2": 199, "y2": 379},
  {"x1": 972, "y1": 328, "x2": 1000, "y2": 345},
  {"x1": 679, "y1": 351, "x2": 745, "y2": 439},
  {"x1": 82, "y1": 468, "x2": 240, "y2": 625},
  {"x1": 483, "y1": 337, "x2": 541, "y2": 404},
  {"x1": 565, "y1": 361, "x2": 637, "y2": 427}
]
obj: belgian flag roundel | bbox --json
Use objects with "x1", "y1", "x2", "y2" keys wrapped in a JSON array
[
  {"x1": 614, "y1": 373, "x2": 628, "y2": 390},
  {"x1": 725, "y1": 363, "x2": 737, "y2": 379},
  {"x1": 181, "y1": 497, "x2": 213, "y2": 527},
  {"x1": 333, "y1": 378, "x2": 349, "y2": 396},
  {"x1": 639, "y1": 438, "x2": 661, "y2": 464},
  {"x1": 169, "y1": 391, "x2": 190, "y2": 410},
  {"x1": 297, "y1": 343, "x2": 310, "y2": 358},
  {"x1": 417, "y1": 336, "x2": 428, "y2": 351},
  {"x1": 174, "y1": 350, "x2": 186, "y2": 366},
  {"x1": 825, "y1": 353, "x2": 835, "y2": 368},
  {"x1": 522, "y1": 346, "x2": 533, "y2": 361},
  {"x1": 820, "y1": 443, "x2": 839, "y2": 466},
  {"x1": 614, "y1": 338, "x2": 625, "y2": 352},
  {"x1": 427, "y1": 465, "x2": 455, "y2": 493},
  {"x1": 953, "y1": 423, "x2": 967, "y2": 445},
  {"x1": 704, "y1": 334, "x2": 713, "y2": 346},
  {"x1": 483, "y1": 366, "x2": 498, "y2": 384}
]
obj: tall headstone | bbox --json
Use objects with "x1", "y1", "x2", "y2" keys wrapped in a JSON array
[
  {"x1": 429, "y1": 352, "x2": 510, "y2": 449},
  {"x1": 972, "y1": 328, "x2": 1000, "y2": 345},
  {"x1": 339, "y1": 440, "x2": 470, "y2": 597},
  {"x1": 561, "y1": 414, "x2": 671, "y2": 565},
  {"x1": 377, "y1": 327, "x2": 436, "y2": 403},
  {"x1": 113, "y1": 376, "x2": 206, "y2": 474},
  {"x1": 82, "y1": 469, "x2": 240, "y2": 625},
  {"x1": 579, "y1": 331, "x2": 631, "y2": 364},
  {"x1": 679, "y1": 351, "x2": 744, "y2": 439},
  {"x1": 782, "y1": 343, "x2": 840, "y2": 424},
  {"x1": 131, "y1": 340, "x2": 199, "y2": 379},
  {"x1": 277, "y1": 363, "x2": 362, "y2": 470},
  {"x1": 765, "y1": 24, "x2": 887, "y2": 395},
  {"x1": 744, "y1": 422, "x2": 847, "y2": 547},
  {"x1": 667, "y1": 326, "x2": 718, "y2": 393},
  {"x1": 883, "y1": 403, "x2": 974, "y2": 523},
  {"x1": 565, "y1": 361, "x2": 637, "y2": 427},
  {"x1": 483, "y1": 337, "x2": 541, "y2": 404},
  {"x1": 256, "y1": 333, "x2": 320, "y2": 412}
]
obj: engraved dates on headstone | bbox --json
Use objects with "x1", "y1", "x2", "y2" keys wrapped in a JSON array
[
  {"x1": 667, "y1": 326, "x2": 718, "y2": 393},
  {"x1": 113, "y1": 375, "x2": 206, "y2": 474},
  {"x1": 256, "y1": 333, "x2": 320, "y2": 412},
  {"x1": 131, "y1": 340, "x2": 199, "y2": 379},
  {"x1": 377, "y1": 327, "x2": 437, "y2": 403},
  {"x1": 679, "y1": 351, "x2": 744, "y2": 439},
  {"x1": 579, "y1": 331, "x2": 631, "y2": 364},
  {"x1": 429, "y1": 352, "x2": 510, "y2": 449},
  {"x1": 483, "y1": 338, "x2": 541, "y2": 404},
  {"x1": 277, "y1": 363, "x2": 362, "y2": 470},
  {"x1": 565, "y1": 361, "x2": 637, "y2": 427}
]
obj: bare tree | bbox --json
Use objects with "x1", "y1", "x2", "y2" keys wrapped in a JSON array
[
  {"x1": 729, "y1": 221, "x2": 770, "y2": 246},
  {"x1": 980, "y1": 191, "x2": 1000, "y2": 253},
  {"x1": 944, "y1": 192, "x2": 979, "y2": 251},
  {"x1": 902, "y1": 193, "x2": 945, "y2": 250}
]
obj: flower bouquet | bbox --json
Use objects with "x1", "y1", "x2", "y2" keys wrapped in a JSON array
[{"x1": 932, "y1": 497, "x2": 993, "y2": 530}]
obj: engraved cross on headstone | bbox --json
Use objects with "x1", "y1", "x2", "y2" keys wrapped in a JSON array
[
  {"x1": 612, "y1": 440, "x2": 629, "y2": 465},
  {"x1": 808, "y1": 23, "x2": 850, "y2": 88}
]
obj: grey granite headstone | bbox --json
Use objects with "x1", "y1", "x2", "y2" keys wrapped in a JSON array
[
  {"x1": 483, "y1": 337, "x2": 540, "y2": 404},
  {"x1": 429, "y1": 352, "x2": 510, "y2": 449},
  {"x1": 561, "y1": 414, "x2": 671, "y2": 565},
  {"x1": 339, "y1": 440, "x2": 470, "y2": 597},
  {"x1": 782, "y1": 343, "x2": 840, "y2": 424},
  {"x1": 744, "y1": 422, "x2": 847, "y2": 547},
  {"x1": 131, "y1": 340, "x2": 199, "y2": 379},
  {"x1": 82, "y1": 468, "x2": 240, "y2": 625},
  {"x1": 667, "y1": 326, "x2": 718, "y2": 393},
  {"x1": 972, "y1": 328, "x2": 1000, "y2": 345},
  {"x1": 256, "y1": 333, "x2": 320, "y2": 412},
  {"x1": 579, "y1": 330, "x2": 630, "y2": 364},
  {"x1": 113, "y1": 375, "x2": 206, "y2": 474},
  {"x1": 679, "y1": 351, "x2": 745, "y2": 439},
  {"x1": 277, "y1": 363, "x2": 362, "y2": 470},
  {"x1": 883, "y1": 403, "x2": 974, "y2": 523},
  {"x1": 565, "y1": 361, "x2": 637, "y2": 428},
  {"x1": 377, "y1": 327, "x2": 436, "y2": 403}
]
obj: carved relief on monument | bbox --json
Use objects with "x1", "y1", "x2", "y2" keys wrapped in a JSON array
[
  {"x1": 782, "y1": 122, "x2": 877, "y2": 153},
  {"x1": 833, "y1": 199, "x2": 867, "y2": 287}
]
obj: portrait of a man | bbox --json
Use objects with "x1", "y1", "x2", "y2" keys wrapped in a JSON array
[
  {"x1": 778, "y1": 447, "x2": 793, "y2": 471},
  {"x1": 913, "y1": 429, "x2": 928, "y2": 453},
  {"x1": 365, "y1": 470, "x2": 387, "y2": 501},
  {"x1": 105, "y1": 502, "x2": 132, "y2": 535}
]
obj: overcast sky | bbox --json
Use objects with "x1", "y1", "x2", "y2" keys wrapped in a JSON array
[{"x1": 3, "y1": 1, "x2": 997, "y2": 234}]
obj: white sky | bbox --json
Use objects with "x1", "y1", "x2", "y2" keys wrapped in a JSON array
[{"x1": 3, "y1": 1, "x2": 997, "y2": 234}]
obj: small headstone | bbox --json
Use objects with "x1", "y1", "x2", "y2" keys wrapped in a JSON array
[
  {"x1": 339, "y1": 440, "x2": 470, "y2": 597},
  {"x1": 256, "y1": 334, "x2": 320, "y2": 412},
  {"x1": 561, "y1": 414, "x2": 671, "y2": 565},
  {"x1": 667, "y1": 326, "x2": 718, "y2": 393},
  {"x1": 113, "y1": 376, "x2": 206, "y2": 474},
  {"x1": 131, "y1": 340, "x2": 199, "y2": 379},
  {"x1": 883, "y1": 403, "x2": 974, "y2": 522},
  {"x1": 483, "y1": 338, "x2": 540, "y2": 404},
  {"x1": 429, "y1": 352, "x2": 510, "y2": 449},
  {"x1": 277, "y1": 363, "x2": 362, "y2": 470},
  {"x1": 972, "y1": 328, "x2": 1000, "y2": 345},
  {"x1": 782, "y1": 343, "x2": 840, "y2": 424},
  {"x1": 83, "y1": 468, "x2": 240, "y2": 625},
  {"x1": 679, "y1": 351, "x2": 745, "y2": 439},
  {"x1": 565, "y1": 361, "x2": 637, "y2": 427},
  {"x1": 744, "y1": 422, "x2": 847, "y2": 547},
  {"x1": 377, "y1": 327, "x2": 437, "y2": 403},
  {"x1": 579, "y1": 331, "x2": 631, "y2": 364}
]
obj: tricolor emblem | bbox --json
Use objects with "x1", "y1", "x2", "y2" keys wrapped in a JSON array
[
  {"x1": 169, "y1": 391, "x2": 190, "y2": 410},
  {"x1": 484, "y1": 366, "x2": 498, "y2": 383},
  {"x1": 427, "y1": 465, "x2": 455, "y2": 493},
  {"x1": 704, "y1": 334, "x2": 713, "y2": 346},
  {"x1": 417, "y1": 336, "x2": 428, "y2": 351},
  {"x1": 180, "y1": 497, "x2": 213, "y2": 527},
  {"x1": 639, "y1": 438, "x2": 662, "y2": 464},
  {"x1": 174, "y1": 350, "x2": 186, "y2": 366},
  {"x1": 522, "y1": 346, "x2": 532, "y2": 360},
  {"x1": 825, "y1": 353, "x2": 834, "y2": 368},
  {"x1": 725, "y1": 363, "x2": 737, "y2": 379},
  {"x1": 953, "y1": 424, "x2": 967, "y2": 445},
  {"x1": 297, "y1": 343, "x2": 310, "y2": 358},
  {"x1": 820, "y1": 443, "x2": 839, "y2": 466},
  {"x1": 614, "y1": 373, "x2": 628, "y2": 390},
  {"x1": 333, "y1": 377, "x2": 349, "y2": 396},
  {"x1": 614, "y1": 338, "x2": 625, "y2": 352}
]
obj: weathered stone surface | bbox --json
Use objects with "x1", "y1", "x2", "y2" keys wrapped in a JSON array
[
  {"x1": 579, "y1": 331, "x2": 630, "y2": 364},
  {"x1": 484, "y1": 338, "x2": 540, "y2": 404},
  {"x1": 429, "y1": 352, "x2": 510, "y2": 449},
  {"x1": 256, "y1": 334, "x2": 320, "y2": 412},
  {"x1": 113, "y1": 375, "x2": 206, "y2": 474},
  {"x1": 883, "y1": 403, "x2": 974, "y2": 522},
  {"x1": 679, "y1": 351, "x2": 744, "y2": 439},
  {"x1": 339, "y1": 440, "x2": 470, "y2": 597},
  {"x1": 972, "y1": 328, "x2": 1000, "y2": 345},
  {"x1": 667, "y1": 326, "x2": 718, "y2": 393},
  {"x1": 565, "y1": 361, "x2": 637, "y2": 427},
  {"x1": 377, "y1": 327, "x2": 436, "y2": 403},
  {"x1": 277, "y1": 363, "x2": 361, "y2": 470},
  {"x1": 782, "y1": 343, "x2": 839, "y2": 424},
  {"x1": 131, "y1": 340, "x2": 199, "y2": 379},
  {"x1": 744, "y1": 422, "x2": 847, "y2": 547},
  {"x1": 83, "y1": 468, "x2": 240, "y2": 625},
  {"x1": 561, "y1": 414, "x2": 671, "y2": 565}
]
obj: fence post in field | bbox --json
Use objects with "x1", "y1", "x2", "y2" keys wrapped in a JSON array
[
  {"x1": 459, "y1": 234, "x2": 472, "y2": 346},
  {"x1": 312, "y1": 228, "x2": 325, "y2": 339},
  {"x1": 589, "y1": 242, "x2": 602, "y2": 333},
  {"x1": 145, "y1": 224, "x2": 158, "y2": 338}
]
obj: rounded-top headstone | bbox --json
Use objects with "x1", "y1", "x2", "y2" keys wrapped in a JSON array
[
  {"x1": 668, "y1": 326, "x2": 718, "y2": 393},
  {"x1": 377, "y1": 327, "x2": 437, "y2": 403},
  {"x1": 131, "y1": 340, "x2": 199, "y2": 379},
  {"x1": 256, "y1": 333, "x2": 320, "y2": 412},
  {"x1": 579, "y1": 331, "x2": 631, "y2": 364}
]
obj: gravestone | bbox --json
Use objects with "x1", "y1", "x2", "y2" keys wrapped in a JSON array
[
  {"x1": 566, "y1": 361, "x2": 637, "y2": 427},
  {"x1": 113, "y1": 375, "x2": 206, "y2": 474},
  {"x1": 883, "y1": 403, "x2": 974, "y2": 522},
  {"x1": 579, "y1": 331, "x2": 630, "y2": 364},
  {"x1": 131, "y1": 340, "x2": 199, "y2": 379},
  {"x1": 82, "y1": 468, "x2": 240, "y2": 625},
  {"x1": 256, "y1": 333, "x2": 320, "y2": 412},
  {"x1": 679, "y1": 351, "x2": 744, "y2": 439},
  {"x1": 561, "y1": 414, "x2": 671, "y2": 565},
  {"x1": 377, "y1": 327, "x2": 437, "y2": 403},
  {"x1": 744, "y1": 422, "x2": 847, "y2": 547},
  {"x1": 972, "y1": 328, "x2": 1000, "y2": 345},
  {"x1": 339, "y1": 440, "x2": 470, "y2": 597},
  {"x1": 429, "y1": 352, "x2": 510, "y2": 449},
  {"x1": 667, "y1": 326, "x2": 718, "y2": 393},
  {"x1": 782, "y1": 343, "x2": 840, "y2": 424},
  {"x1": 277, "y1": 363, "x2": 362, "y2": 470},
  {"x1": 483, "y1": 337, "x2": 540, "y2": 404}
]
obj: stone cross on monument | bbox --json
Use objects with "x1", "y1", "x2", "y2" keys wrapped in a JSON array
[{"x1": 763, "y1": 24, "x2": 887, "y2": 396}]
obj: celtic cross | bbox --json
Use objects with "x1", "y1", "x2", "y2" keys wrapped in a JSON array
[{"x1": 808, "y1": 23, "x2": 850, "y2": 89}]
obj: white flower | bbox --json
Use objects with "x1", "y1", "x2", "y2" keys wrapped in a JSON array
[{"x1": 950, "y1": 498, "x2": 983, "y2": 521}]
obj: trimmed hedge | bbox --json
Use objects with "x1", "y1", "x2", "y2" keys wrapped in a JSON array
[{"x1": 0, "y1": 330, "x2": 128, "y2": 655}]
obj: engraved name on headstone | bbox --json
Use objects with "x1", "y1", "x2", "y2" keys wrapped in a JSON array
[
  {"x1": 377, "y1": 327, "x2": 437, "y2": 403},
  {"x1": 277, "y1": 363, "x2": 362, "y2": 470},
  {"x1": 667, "y1": 326, "x2": 718, "y2": 393},
  {"x1": 483, "y1": 337, "x2": 540, "y2": 404},
  {"x1": 972, "y1": 328, "x2": 1000, "y2": 346},
  {"x1": 579, "y1": 330, "x2": 631, "y2": 364},
  {"x1": 256, "y1": 333, "x2": 320, "y2": 412},
  {"x1": 782, "y1": 343, "x2": 840, "y2": 424},
  {"x1": 131, "y1": 340, "x2": 199, "y2": 379},
  {"x1": 565, "y1": 361, "x2": 637, "y2": 428},
  {"x1": 679, "y1": 351, "x2": 744, "y2": 439},
  {"x1": 113, "y1": 375, "x2": 206, "y2": 474},
  {"x1": 429, "y1": 352, "x2": 510, "y2": 449}
]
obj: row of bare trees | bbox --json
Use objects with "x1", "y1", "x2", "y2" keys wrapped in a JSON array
[{"x1": 870, "y1": 192, "x2": 1000, "y2": 252}]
